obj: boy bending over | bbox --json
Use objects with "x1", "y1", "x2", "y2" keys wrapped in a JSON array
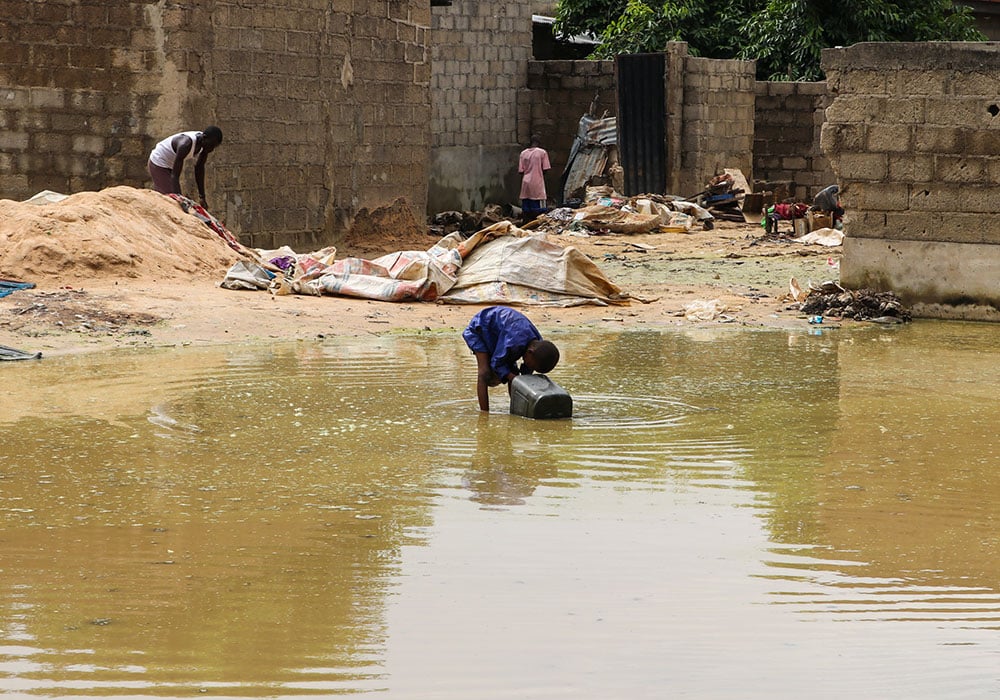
[{"x1": 462, "y1": 306, "x2": 560, "y2": 412}]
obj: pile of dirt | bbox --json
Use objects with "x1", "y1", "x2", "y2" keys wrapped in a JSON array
[
  {"x1": 0, "y1": 186, "x2": 243, "y2": 283},
  {"x1": 340, "y1": 197, "x2": 438, "y2": 258}
]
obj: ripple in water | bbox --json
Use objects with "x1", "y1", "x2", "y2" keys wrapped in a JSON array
[
  {"x1": 426, "y1": 393, "x2": 699, "y2": 430},
  {"x1": 569, "y1": 393, "x2": 698, "y2": 429}
]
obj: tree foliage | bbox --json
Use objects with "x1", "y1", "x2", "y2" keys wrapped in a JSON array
[{"x1": 554, "y1": 0, "x2": 985, "y2": 80}]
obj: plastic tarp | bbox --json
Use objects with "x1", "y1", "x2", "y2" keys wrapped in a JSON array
[
  {"x1": 566, "y1": 204, "x2": 662, "y2": 234},
  {"x1": 283, "y1": 222, "x2": 514, "y2": 302},
  {"x1": 794, "y1": 228, "x2": 844, "y2": 247},
  {"x1": 225, "y1": 221, "x2": 627, "y2": 306},
  {"x1": 294, "y1": 235, "x2": 466, "y2": 301},
  {"x1": 441, "y1": 233, "x2": 626, "y2": 307}
]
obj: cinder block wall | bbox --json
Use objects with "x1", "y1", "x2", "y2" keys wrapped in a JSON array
[
  {"x1": 0, "y1": 0, "x2": 432, "y2": 250},
  {"x1": 822, "y1": 42, "x2": 1000, "y2": 321},
  {"x1": 521, "y1": 59, "x2": 616, "y2": 203},
  {"x1": 680, "y1": 55, "x2": 756, "y2": 194},
  {"x1": 428, "y1": 0, "x2": 533, "y2": 212},
  {"x1": 754, "y1": 81, "x2": 835, "y2": 200}
]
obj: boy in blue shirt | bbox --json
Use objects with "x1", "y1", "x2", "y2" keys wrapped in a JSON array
[{"x1": 463, "y1": 306, "x2": 560, "y2": 412}]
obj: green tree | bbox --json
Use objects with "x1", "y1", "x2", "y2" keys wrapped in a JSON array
[
  {"x1": 742, "y1": 0, "x2": 985, "y2": 80},
  {"x1": 554, "y1": 0, "x2": 984, "y2": 80}
]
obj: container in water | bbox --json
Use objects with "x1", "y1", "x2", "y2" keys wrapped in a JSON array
[{"x1": 509, "y1": 374, "x2": 573, "y2": 419}]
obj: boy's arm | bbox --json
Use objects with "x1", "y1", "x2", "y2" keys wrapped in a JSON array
[{"x1": 474, "y1": 352, "x2": 496, "y2": 411}]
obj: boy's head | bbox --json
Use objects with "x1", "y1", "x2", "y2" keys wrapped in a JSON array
[{"x1": 523, "y1": 339, "x2": 559, "y2": 374}]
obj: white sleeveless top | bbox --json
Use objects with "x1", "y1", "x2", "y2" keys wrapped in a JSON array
[{"x1": 149, "y1": 131, "x2": 203, "y2": 168}]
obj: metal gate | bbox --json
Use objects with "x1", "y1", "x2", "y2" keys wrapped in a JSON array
[{"x1": 615, "y1": 53, "x2": 667, "y2": 196}]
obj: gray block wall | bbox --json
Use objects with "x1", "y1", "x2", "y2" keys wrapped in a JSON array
[
  {"x1": 754, "y1": 81, "x2": 835, "y2": 200},
  {"x1": 822, "y1": 42, "x2": 1000, "y2": 320},
  {"x1": 428, "y1": 0, "x2": 533, "y2": 212},
  {"x1": 0, "y1": 0, "x2": 432, "y2": 251}
]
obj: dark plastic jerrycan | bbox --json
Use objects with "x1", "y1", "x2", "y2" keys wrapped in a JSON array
[{"x1": 509, "y1": 374, "x2": 573, "y2": 419}]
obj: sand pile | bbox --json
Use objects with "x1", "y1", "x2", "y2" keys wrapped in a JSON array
[{"x1": 0, "y1": 186, "x2": 243, "y2": 283}]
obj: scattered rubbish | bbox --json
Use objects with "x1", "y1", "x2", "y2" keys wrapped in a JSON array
[
  {"x1": 794, "y1": 227, "x2": 844, "y2": 247},
  {"x1": 531, "y1": 187, "x2": 711, "y2": 236},
  {"x1": 799, "y1": 281, "x2": 911, "y2": 322},
  {"x1": 509, "y1": 374, "x2": 573, "y2": 419},
  {"x1": 807, "y1": 315, "x2": 823, "y2": 325},
  {"x1": 429, "y1": 205, "x2": 506, "y2": 236},
  {"x1": 219, "y1": 260, "x2": 276, "y2": 291},
  {"x1": 788, "y1": 277, "x2": 808, "y2": 303},
  {"x1": 683, "y1": 298, "x2": 728, "y2": 322},
  {"x1": 627, "y1": 242, "x2": 657, "y2": 252}
]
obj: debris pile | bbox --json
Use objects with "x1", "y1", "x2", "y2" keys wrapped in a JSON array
[
  {"x1": 562, "y1": 111, "x2": 620, "y2": 202},
  {"x1": 799, "y1": 281, "x2": 911, "y2": 323},
  {"x1": 429, "y1": 204, "x2": 508, "y2": 237},
  {"x1": 694, "y1": 172, "x2": 746, "y2": 222},
  {"x1": 529, "y1": 186, "x2": 713, "y2": 236}
]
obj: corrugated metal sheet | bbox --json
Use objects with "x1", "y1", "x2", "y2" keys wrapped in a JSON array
[
  {"x1": 562, "y1": 145, "x2": 609, "y2": 201},
  {"x1": 616, "y1": 53, "x2": 666, "y2": 196},
  {"x1": 561, "y1": 114, "x2": 617, "y2": 202}
]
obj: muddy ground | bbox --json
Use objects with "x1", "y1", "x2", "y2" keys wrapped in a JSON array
[{"x1": 0, "y1": 219, "x2": 842, "y2": 357}]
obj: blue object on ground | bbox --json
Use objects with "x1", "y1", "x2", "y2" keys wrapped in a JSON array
[{"x1": 0, "y1": 279, "x2": 35, "y2": 299}]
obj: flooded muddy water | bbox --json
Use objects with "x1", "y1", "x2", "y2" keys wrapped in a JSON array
[{"x1": 1, "y1": 322, "x2": 998, "y2": 698}]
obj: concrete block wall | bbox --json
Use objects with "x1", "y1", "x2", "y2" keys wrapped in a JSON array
[
  {"x1": 822, "y1": 42, "x2": 1000, "y2": 320},
  {"x1": 428, "y1": 0, "x2": 534, "y2": 212},
  {"x1": 211, "y1": 0, "x2": 431, "y2": 249},
  {"x1": 521, "y1": 59, "x2": 616, "y2": 203},
  {"x1": 0, "y1": 0, "x2": 432, "y2": 250},
  {"x1": 0, "y1": 1, "x2": 162, "y2": 196},
  {"x1": 754, "y1": 81, "x2": 835, "y2": 200},
  {"x1": 679, "y1": 55, "x2": 756, "y2": 194}
]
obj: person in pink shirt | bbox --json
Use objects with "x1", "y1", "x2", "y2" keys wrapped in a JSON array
[{"x1": 518, "y1": 134, "x2": 550, "y2": 223}]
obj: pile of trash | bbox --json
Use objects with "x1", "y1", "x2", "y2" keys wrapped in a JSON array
[
  {"x1": 798, "y1": 281, "x2": 911, "y2": 323},
  {"x1": 530, "y1": 185, "x2": 714, "y2": 236},
  {"x1": 429, "y1": 204, "x2": 508, "y2": 237},
  {"x1": 690, "y1": 171, "x2": 748, "y2": 223}
]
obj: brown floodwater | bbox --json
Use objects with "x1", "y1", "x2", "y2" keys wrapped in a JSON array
[{"x1": 0, "y1": 322, "x2": 998, "y2": 698}]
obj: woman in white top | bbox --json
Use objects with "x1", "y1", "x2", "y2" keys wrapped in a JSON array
[{"x1": 147, "y1": 126, "x2": 223, "y2": 210}]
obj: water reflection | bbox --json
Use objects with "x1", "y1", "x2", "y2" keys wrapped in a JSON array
[
  {"x1": 0, "y1": 323, "x2": 998, "y2": 697},
  {"x1": 460, "y1": 414, "x2": 562, "y2": 508}
]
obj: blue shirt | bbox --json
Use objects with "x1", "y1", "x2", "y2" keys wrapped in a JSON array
[{"x1": 462, "y1": 306, "x2": 541, "y2": 382}]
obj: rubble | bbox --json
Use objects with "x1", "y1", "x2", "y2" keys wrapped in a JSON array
[{"x1": 799, "y1": 281, "x2": 911, "y2": 322}]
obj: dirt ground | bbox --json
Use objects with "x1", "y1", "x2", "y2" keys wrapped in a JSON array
[{"x1": 0, "y1": 189, "x2": 843, "y2": 357}]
